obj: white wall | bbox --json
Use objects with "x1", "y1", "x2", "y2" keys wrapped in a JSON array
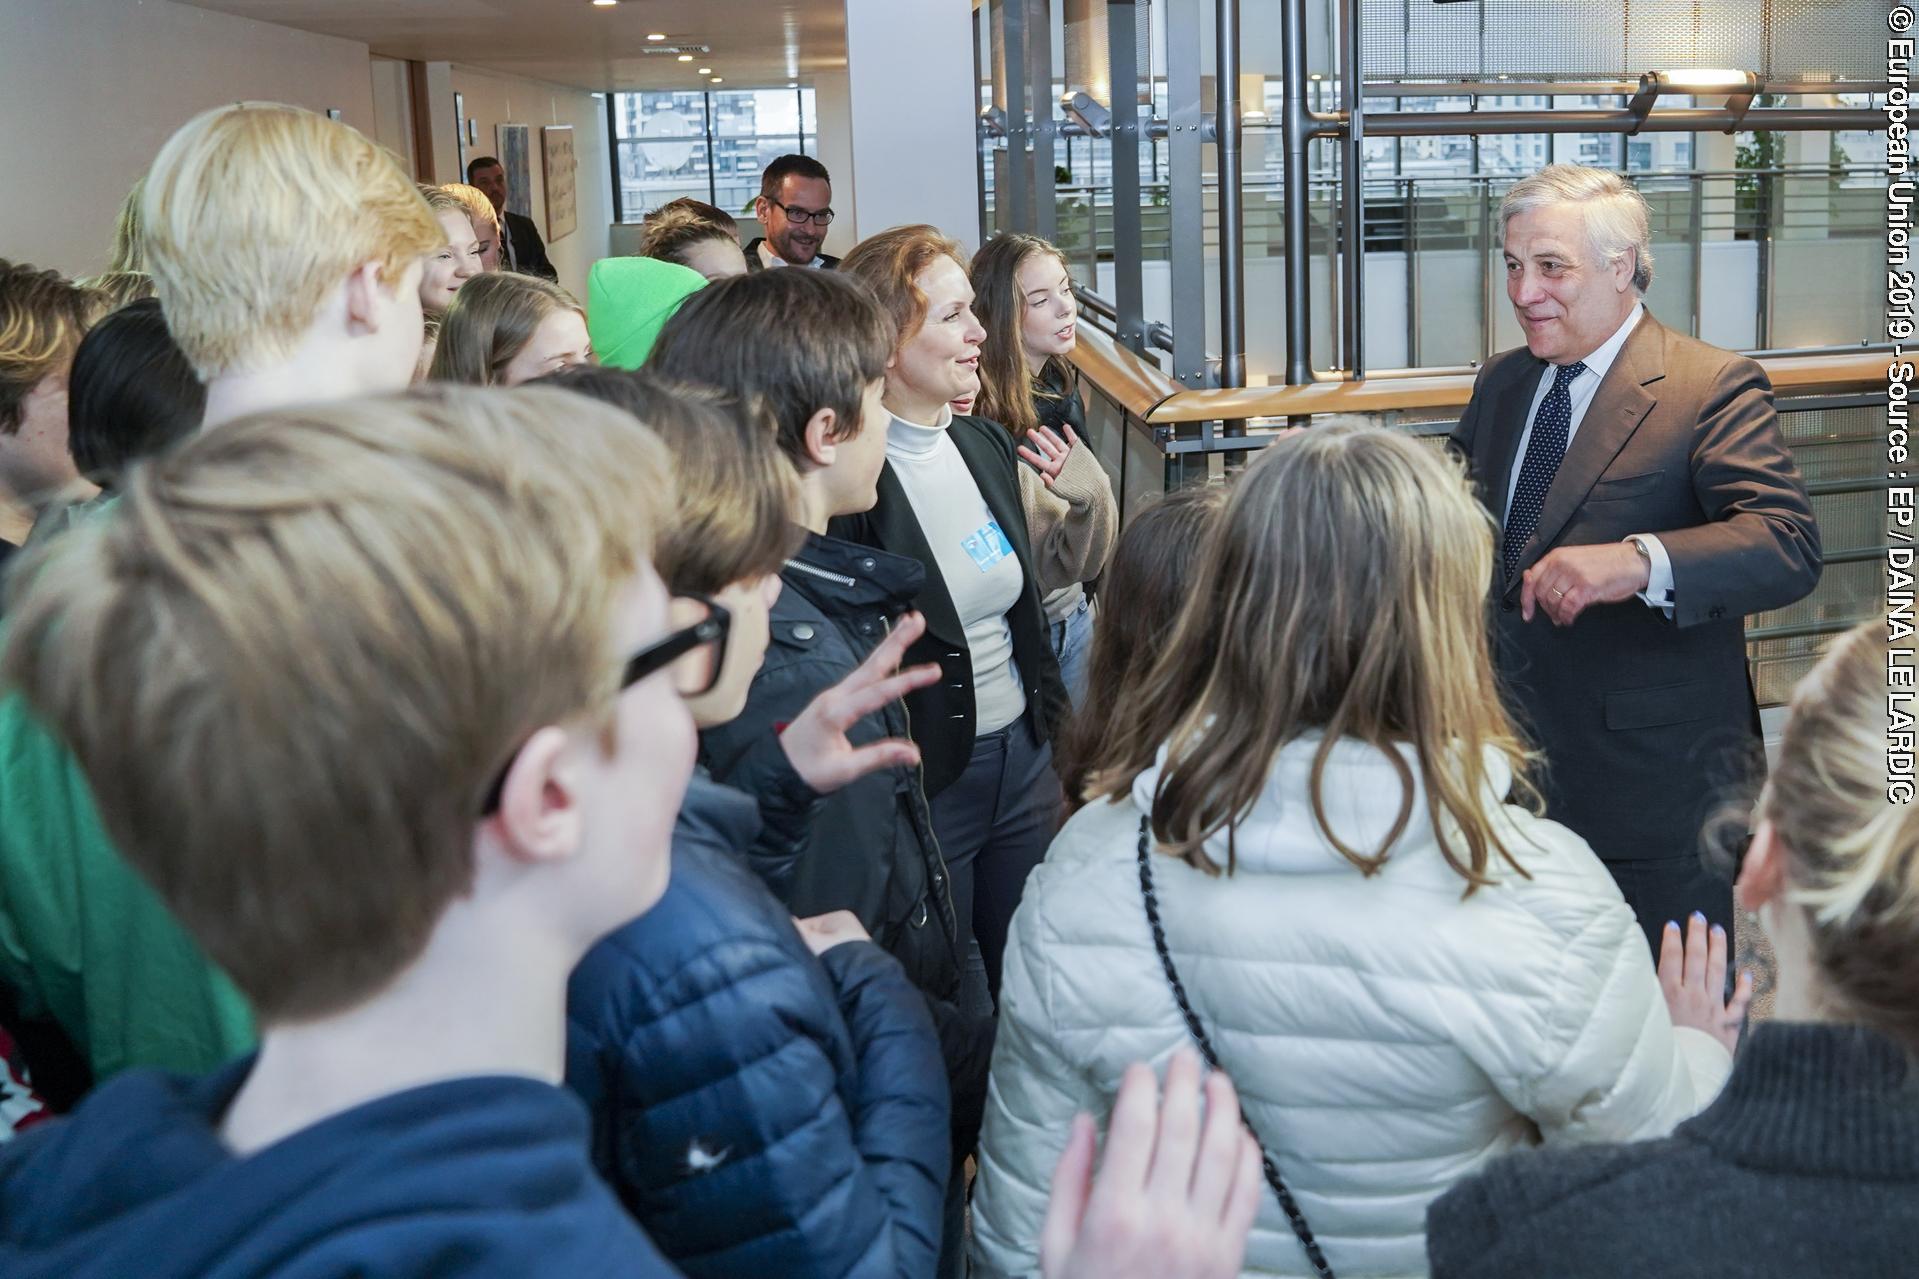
[
  {"x1": 369, "y1": 55, "x2": 417, "y2": 178},
  {"x1": 0, "y1": 0, "x2": 375, "y2": 277},
  {"x1": 842, "y1": 0, "x2": 982, "y2": 254},
  {"x1": 449, "y1": 66, "x2": 613, "y2": 303},
  {"x1": 811, "y1": 70, "x2": 859, "y2": 259}
]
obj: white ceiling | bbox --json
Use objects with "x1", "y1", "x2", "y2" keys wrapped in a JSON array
[{"x1": 180, "y1": 0, "x2": 850, "y2": 92}]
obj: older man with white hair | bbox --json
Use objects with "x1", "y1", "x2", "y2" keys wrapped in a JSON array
[{"x1": 1452, "y1": 163, "x2": 1820, "y2": 954}]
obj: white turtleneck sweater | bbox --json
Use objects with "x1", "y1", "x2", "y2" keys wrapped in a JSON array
[{"x1": 886, "y1": 410, "x2": 1026, "y2": 736}]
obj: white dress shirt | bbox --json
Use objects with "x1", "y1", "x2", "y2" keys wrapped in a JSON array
[{"x1": 1502, "y1": 303, "x2": 1674, "y2": 614}]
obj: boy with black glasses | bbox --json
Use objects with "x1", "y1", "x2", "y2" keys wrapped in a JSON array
[
  {"x1": 0, "y1": 387, "x2": 691, "y2": 1277},
  {"x1": 551, "y1": 367, "x2": 951, "y2": 1277}
]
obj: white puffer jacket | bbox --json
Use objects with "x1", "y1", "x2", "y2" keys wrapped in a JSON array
[{"x1": 970, "y1": 734, "x2": 1733, "y2": 1278}]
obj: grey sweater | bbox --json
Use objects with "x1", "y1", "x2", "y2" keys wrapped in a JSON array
[{"x1": 1427, "y1": 1021, "x2": 1919, "y2": 1279}]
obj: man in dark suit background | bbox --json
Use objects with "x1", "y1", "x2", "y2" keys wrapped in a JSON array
[
  {"x1": 1453, "y1": 163, "x2": 1820, "y2": 953},
  {"x1": 466, "y1": 155, "x2": 558, "y2": 282},
  {"x1": 745, "y1": 155, "x2": 841, "y2": 273}
]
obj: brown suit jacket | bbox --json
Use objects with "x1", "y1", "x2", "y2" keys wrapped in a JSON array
[{"x1": 1452, "y1": 311, "x2": 1820, "y2": 863}]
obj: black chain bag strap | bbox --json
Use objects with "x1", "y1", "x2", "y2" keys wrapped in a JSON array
[{"x1": 1136, "y1": 816, "x2": 1336, "y2": 1279}]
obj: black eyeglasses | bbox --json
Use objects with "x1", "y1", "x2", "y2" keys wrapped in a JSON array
[
  {"x1": 769, "y1": 201, "x2": 834, "y2": 226},
  {"x1": 479, "y1": 595, "x2": 731, "y2": 815}
]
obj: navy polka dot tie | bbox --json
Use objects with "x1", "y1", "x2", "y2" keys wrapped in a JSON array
[{"x1": 1502, "y1": 361, "x2": 1587, "y2": 579}]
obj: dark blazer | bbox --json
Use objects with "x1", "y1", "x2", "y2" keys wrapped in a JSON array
[
  {"x1": 829, "y1": 415, "x2": 1067, "y2": 799},
  {"x1": 1427, "y1": 1022, "x2": 1919, "y2": 1279},
  {"x1": 743, "y1": 236, "x2": 841, "y2": 272},
  {"x1": 1452, "y1": 311, "x2": 1820, "y2": 863},
  {"x1": 566, "y1": 770, "x2": 949, "y2": 1279},
  {"x1": 503, "y1": 209, "x2": 557, "y2": 281}
]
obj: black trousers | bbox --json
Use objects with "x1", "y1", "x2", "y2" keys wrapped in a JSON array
[
  {"x1": 929, "y1": 714, "x2": 1059, "y2": 1007},
  {"x1": 930, "y1": 714, "x2": 1059, "y2": 1279},
  {"x1": 1602, "y1": 854, "x2": 1735, "y2": 959}
]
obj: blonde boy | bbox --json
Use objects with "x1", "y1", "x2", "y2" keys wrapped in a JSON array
[
  {"x1": 141, "y1": 101, "x2": 440, "y2": 422},
  {"x1": 0, "y1": 103, "x2": 444, "y2": 1083}
]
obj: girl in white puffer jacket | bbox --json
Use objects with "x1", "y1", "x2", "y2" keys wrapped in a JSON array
[{"x1": 969, "y1": 425, "x2": 1750, "y2": 1279}]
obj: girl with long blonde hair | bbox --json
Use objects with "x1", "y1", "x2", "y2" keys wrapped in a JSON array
[{"x1": 971, "y1": 424, "x2": 1746, "y2": 1279}]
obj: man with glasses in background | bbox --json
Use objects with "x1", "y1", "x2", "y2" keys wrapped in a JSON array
[{"x1": 747, "y1": 155, "x2": 841, "y2": 271}]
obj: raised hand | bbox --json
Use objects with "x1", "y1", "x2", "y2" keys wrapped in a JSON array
[
  {"x1": 1018, "y1": 424, "x2": 1078, "y2": 489},
  {"x1": 1658, "y1": 911, "x2": 1753, "y2": 1055},
  {"x1": 1039, "y1": 1050, "x2": 1263, "y2": 1279},
  {"x1": 777, "y1": 611, "x2": 940, "y2": 794}
]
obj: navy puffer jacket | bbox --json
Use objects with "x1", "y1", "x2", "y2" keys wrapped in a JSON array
[{"x1": 566, "y1": 769, "x2": 949, "y2": 1279}]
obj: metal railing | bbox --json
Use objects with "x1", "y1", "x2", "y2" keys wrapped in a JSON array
[
  {"x1": 1067, "y1": 327, "x2": 1888, "y2": 705},
  {"x1": 981, "y1": 0, "x2": 1885, "y2": 387},
  {"x1": 979, "y1": 0, "x2": 1890, "y2": 697},
  {"x1": 1036, "y1": 164, "x2": 1888, "y2": 369}
]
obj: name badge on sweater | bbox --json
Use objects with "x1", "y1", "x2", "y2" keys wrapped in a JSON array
[{"x1": 961, "y1": 519, "x2": 1014, "y2": 572}]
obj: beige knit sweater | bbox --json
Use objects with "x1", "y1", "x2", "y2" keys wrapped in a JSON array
[{"x1": 1017, "y1": 441, "x2": 1118, "y2": 623}]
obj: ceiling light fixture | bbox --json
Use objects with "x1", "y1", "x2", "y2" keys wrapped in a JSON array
[
  {"x1": 710, "y1": 76, "x2": 724, "y2": 83},
  {"x1": 646, "y1": 32, "x2": 665, "y2": 40},
  {"x1": 677, "y1": 53, "x2": 693, "y2": 61},
  {"x1": 591, "y1": 0, "x2": 616, "y2": 6},
  {"x1": 1660, "y1": 67, "x2": 1759, "y2": 90},
  {"x1": 697, "y1": 67, "x2": 712, "y2": 74},
  {"x1": 1626, "y1": 68, "x2": 1760, "y2": 133}
]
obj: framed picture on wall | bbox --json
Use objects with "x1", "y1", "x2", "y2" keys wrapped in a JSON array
[
  {"x1": 541, "y1": 125, "x2": 577, "y2": 243},
  {"x1": 454, "y1": 92, "x2": 466, "y2": 171},
  {"x1": 494, "y1": 123, "x2": 532, "y2": 219}
]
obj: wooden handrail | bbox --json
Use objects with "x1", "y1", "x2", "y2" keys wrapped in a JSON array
[
  {"x1": 1068, "y1": 326, "x2": 1179, "y2": 420},
  {"x1": 1071, "y1": 341, "x2": 1889, "y2": 426}
]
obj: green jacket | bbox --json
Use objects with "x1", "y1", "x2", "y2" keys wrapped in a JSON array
[{"x1": 0, "y1": 691, "x2": 256, "y2": 1078}]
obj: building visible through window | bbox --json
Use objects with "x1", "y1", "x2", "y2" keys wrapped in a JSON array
[{"x1": 611, "y1": 88, "x2": 819, "y2": 223}]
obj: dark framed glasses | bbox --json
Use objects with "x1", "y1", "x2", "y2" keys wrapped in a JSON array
[
  {"x1": 769, "y1": 201, "x2": 834, "y2": 226},
  {"x1": 479, "y1": 594, "x2": 731, "y2": 815}
]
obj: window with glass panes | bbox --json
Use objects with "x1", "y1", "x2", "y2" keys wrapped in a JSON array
[{"x1": 610, "y1": 88, "x2": 819, "y2": 223}]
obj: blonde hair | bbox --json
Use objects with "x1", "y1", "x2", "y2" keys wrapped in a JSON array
[
  {"x1": 439, "y1": 182, "x2": 501, "y2": 245},
  {"x1": 428, "y1": 271, "x2": 583, "y2": 385},
  {"x1": 418, "y1": 184, "x2": 469, "y2": 218},
  {"x1": 1089, "y1": 425, "x2": 1537, "y2": 887},
  {"x1": 143, "y1": 103, "x2": 442, "y2": 381},
  {"x1": 1761, "y1": 620, "x2": 1919, "y2": 1051},
  {"x1": 0, "y1": 385, "x2": 672, "y2": 1022},
  {"x1": 77, "y1": 271, "x2": 157, "y2": 312},
  {"x1": 109, "y1": 177, "x2": 147, "y2": 274},
  {"x1": 0, "y1": 259, "x2": 101, "y2": 433}
]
